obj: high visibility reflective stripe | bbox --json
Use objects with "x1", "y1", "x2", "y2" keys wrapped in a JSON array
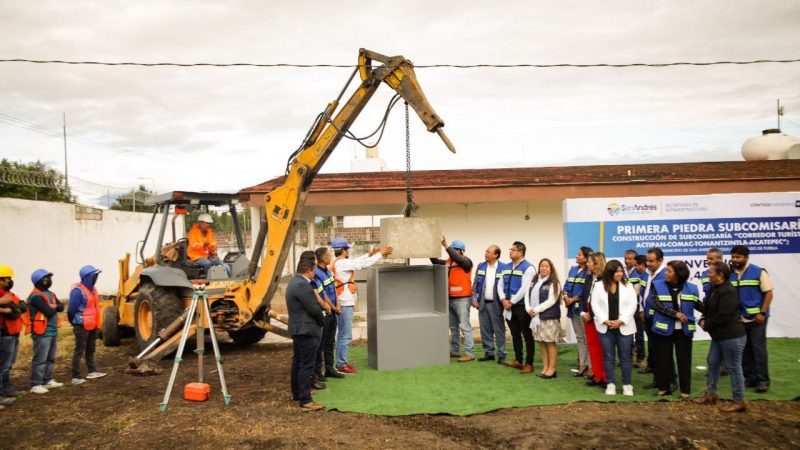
[
  {"x1": 477, "y1": 270, "x2": 486, "y2": 276},
  {"x1": 317, "y1": 286, "x2": 324, "y2": 293},
  {"x1": 657, "y1": 295, "x2": 672, "y2": 302},
  {"x1": 495, "y1": 274, "x2": 503, "y2": 279},
  {"x1": 738, "y1": 280, "x2": 760, "y2": 286},
  {"x1": 681, "y1": 294, "x2": 698, "y2": 302},
  {"x1": 700, "y1": 278, "x2": 710, "y2": 283},
  {"x1": 745, "y1": 307, "x2": 761, "y2": 314},
  {"x1": 501, "y1": 270, "x2": 511, "y2": 275},
  {"x1": 688, "y1": 324, "x2": 697, "y2": 331},
  {"x1": 648, "y1": 309, "x2": 655, "y2": 315},
  {"x1": 629, "y1": 277, "x2": 640, "y2": 283},
  {"x1": 512, "y1": 270, "x2": 524, "y2": 276},
  {"x1": 567, "y1": 277, "x2": 576, "y2": 282},
  {"x1": 655, "y1": 322, "x2": 669, "y2": 330},
  {"x1": 574, "y1": 278, "x2": 586, "y2": 283}
]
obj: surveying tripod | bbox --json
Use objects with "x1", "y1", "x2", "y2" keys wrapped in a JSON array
[{"x1": 159, "y1": 283, "x2": 231, "y2": 412}]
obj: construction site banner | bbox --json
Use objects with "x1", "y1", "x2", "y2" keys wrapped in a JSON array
[{"x1": 563, "y1": 192, "x2": 800, "y2": 339}]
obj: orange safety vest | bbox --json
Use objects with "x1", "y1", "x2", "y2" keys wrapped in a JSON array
[
  {"x1": 71, "y1": 283, "x2": 99, "y2": 331},
  {"x1": 187, "y1": 223, "x2": 218, "y2": 260},
  {"x1": 0, "y1": 291, "x2": 25, "y2": 335},
  {"x1": 28, "y1": 288, "x2": 61, "y2": 335},
  {"x1": 331, "y1": 257, "x2": 357, "y2": 296},
  {"x1": 447, "y1": 259, "x2": 473, "y2": 298}
]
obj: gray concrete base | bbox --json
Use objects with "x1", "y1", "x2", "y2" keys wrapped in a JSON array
[{"x1": 367, "y1": 264, "x2": 449, "y2": 371}]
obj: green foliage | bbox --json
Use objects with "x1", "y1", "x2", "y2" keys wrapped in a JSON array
[
  {"x1": 110, "y1": 184, "x2": 155, "y2": 212},
  {"x1": 0, "y1": 158, "x2": 71, "y2": 202},
  {"x1": 185, "y1": 207, "x2": 250, "y2": 233}
]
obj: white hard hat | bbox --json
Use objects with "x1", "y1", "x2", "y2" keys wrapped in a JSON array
[{"x1": 198, "y1": 213, "x2": 213, "y2": 224}]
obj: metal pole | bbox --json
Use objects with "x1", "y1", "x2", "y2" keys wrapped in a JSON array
[
  {"x1": 62, "y1": 113, "x2": 69, "y2": 198},
  {"x1": 132, "y1": 189, "x2": 136, "y2": 212}
]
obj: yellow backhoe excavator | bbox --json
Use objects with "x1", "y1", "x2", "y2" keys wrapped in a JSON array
[{"x1": 100, "y1": 49, "x2": 456, "y2": 372}]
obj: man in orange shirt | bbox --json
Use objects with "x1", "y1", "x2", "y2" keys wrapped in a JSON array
[{"x1": 187, "y1": 213, "x2": 231, "y2": 277}]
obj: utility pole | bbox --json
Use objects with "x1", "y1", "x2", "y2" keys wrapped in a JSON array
[{"x1": 63, "y1": 113, "x2": 69, "y2": 198}]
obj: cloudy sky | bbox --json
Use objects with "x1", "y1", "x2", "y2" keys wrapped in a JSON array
[{"x1": 1, "y1": 0, "x2": 798, "y2": 204}]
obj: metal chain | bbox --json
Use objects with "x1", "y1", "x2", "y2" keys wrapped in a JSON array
[{"x1": 403, "y1": 102, "x2": 418, "y2": 217}]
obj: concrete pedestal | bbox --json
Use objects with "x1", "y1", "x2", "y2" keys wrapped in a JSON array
[{"x1": 367, "y1": 264, "x2": 449, "y2": 371}]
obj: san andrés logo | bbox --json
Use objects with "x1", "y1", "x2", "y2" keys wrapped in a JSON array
[{"x1": 606, "y1": 202, "x2": 658, "y2": 216}]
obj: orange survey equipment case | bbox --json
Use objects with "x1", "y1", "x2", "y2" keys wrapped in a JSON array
[{"x1": 184, "y1": 382, "x2": 211, "y2": 402}]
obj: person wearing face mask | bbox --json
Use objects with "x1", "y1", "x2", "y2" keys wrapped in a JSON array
[
  {"x1": 68, "y1": 265, "x2": 108, "y2": 385},
  {"x1": 27, "y1": 269, "x2": 65, "y2": 394},
  {"x1": 0, "y1": 266, "x2": 26, "y2": 406}
]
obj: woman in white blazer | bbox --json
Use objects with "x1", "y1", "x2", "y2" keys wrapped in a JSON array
[{"x1": 592, "y1": 259, "x2": 638, "y2": 396}]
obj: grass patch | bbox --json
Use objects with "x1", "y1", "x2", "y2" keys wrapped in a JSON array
[{"x1": 315, "y1": 338, "x2": 800, "y2": 416}]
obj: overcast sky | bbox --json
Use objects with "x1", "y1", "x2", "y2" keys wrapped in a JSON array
[{"x1": 1, "y1": 0, "x2": 798, "y2": 204}]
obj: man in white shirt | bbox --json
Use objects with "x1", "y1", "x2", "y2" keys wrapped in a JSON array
[
  {"x1": 331, "y1": 237, "x2": 392, "y2": 374},
  {"x1": 471, "y1": 245, "x2": 507, "y2": 364}
]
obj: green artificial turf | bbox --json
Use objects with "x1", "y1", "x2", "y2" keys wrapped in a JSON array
[{"x1": 314, "y1": 338, "x2": 800, "y2": 416}]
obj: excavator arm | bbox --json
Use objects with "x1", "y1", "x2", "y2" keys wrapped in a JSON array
[{"x1": 247, "y1": 48, "x2": 455, "y2": 314}]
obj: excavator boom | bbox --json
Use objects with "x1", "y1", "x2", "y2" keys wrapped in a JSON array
[{"x1": 247, "y1": 48, "x2": 455, "y2": 314}]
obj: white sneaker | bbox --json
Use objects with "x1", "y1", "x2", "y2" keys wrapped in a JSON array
[
  {"x1": 605, "y1": 383, "x2": 617, "y2": 395},
  {"x1": 72, "y1": 378, "x2": 86, "y2": 385},
  {"x1": 45, "y1": 380, "x2": 64, "y2": 388},
  {"x1": 86, "y1": 371, "x2": 107, "y2": 379},
  {"x1": 623, "y1": 384, "x2": 634, "y2": 396},
  {"x1": 30, "y1": 385, "x2": 49, "y2": 394}
]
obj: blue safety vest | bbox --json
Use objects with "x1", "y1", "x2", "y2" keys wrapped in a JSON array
[
  {"x1": 563, "y1": 265, "x2": 589, "y2": 318},
  {"x1": 313, "y1": 266, "x2": 337, "y2": 306},
  {"x1": 530, "y1": 277, "x2": 560, "y2": 320},
  {"x1": 700, "y1": 269, "x2": 712, "y2": 301},
  {"x1": 730, "y1": 263, "x2": 767, "y2": 319},
  {"x1": 503, "y1": 259, "x2": 532, "y2": 299},
  {"x1": 643, "y1": 269, "x2": 665, "y2": 319},
  {"x1": 650, "y1": 279, "x2": 699, "y2": 337},
  {"x1": 473, "y1": 261, "x2": 504, "y2": 303}
]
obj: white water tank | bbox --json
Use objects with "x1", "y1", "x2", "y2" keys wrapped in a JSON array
[{"x1": 741, "y1": 129, "x2": 800, "y2": 160}]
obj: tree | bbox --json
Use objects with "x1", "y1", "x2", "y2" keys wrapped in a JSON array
[
  {"x1": 0, "y1": 159, "x2": 71, "y2": 202},
  {"x1": 110, "y1": 185, "x2": 155, "y2": 212}
]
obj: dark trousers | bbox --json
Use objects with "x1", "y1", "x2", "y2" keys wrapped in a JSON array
[
  {"x1": 743, "y1": 319, "x2": 770, "y2": 386},
  {"x1": 291, "y1": 334, "x2": 320, "y2": 406},
  {"x1": 652, "y1": 330, "x2": 692, "y2": 394},
  {"x1": 71, "y1": 326, "x2": 97, "y2": 379},
  {"x1": 633, "y1": 312, "x2": 646, "y2": 359},
  {"x1": 315, "y1": 313, "x2": 337, "y2": 376},
  {"x1": 506, "y1": 304, "x2": 534, "y2": 366},
  {"x1": 0, "y1": 335, "x2": 19, "y2": 395}
]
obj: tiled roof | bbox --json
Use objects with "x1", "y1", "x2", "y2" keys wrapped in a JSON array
[{"x1": 240, "y1": 160, "x2": 800, "y2": 195}]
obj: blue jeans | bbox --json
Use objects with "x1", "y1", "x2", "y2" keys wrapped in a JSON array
[
  {"x1": 335, "y1": 305, "x2": 354, "y2": 366},
  {"x1": 449, "y1": 297, "x2": 474, "y2": 356},
  {"x1": 707, "y1": 335, "x2": 746, "y2": 401},
  {"x1": 31, "y1": 335, "x2": 58, "y2": 387},
  {"x1": 0, "y1": 335, "x2": 20, "y2": 395},
  {"x1": 196, "y1": 257, "x2": 232, "y2": 277},
  {"x1": 599, "y1": 328, "x2": 633, "y2": 385},
  {"x1": 478, "y1": 301, "x2": 506, "y2": 359},
  {"x1": 743, "y1": 319, "x2": 769, "y2": 386}
]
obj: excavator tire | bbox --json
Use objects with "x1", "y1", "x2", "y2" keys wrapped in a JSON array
[
  {"x1": 228, "y1": 326, "x2": 267, "y2": 346},
  {"x1": 102, "y1": 306, "x2": 121, "y2": 347},
  {"x1": 134, "y1": 283, "x2": 183, "y2": 350}
]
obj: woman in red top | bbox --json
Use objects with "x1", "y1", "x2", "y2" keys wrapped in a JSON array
[{"x1": 581, "y1": 252, "x2": 607, "y2": 387}]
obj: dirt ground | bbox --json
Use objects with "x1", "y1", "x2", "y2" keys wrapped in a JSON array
[{"x1": 5, "y1": 334, "x2": 800, "y2": 450}]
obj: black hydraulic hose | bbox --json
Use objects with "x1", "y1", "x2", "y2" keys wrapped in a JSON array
[{"x1": 248, "y1": 211, "x2": 267, "y2": 278}]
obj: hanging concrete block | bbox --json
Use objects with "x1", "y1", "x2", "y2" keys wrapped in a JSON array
[{"x1": 380, "y1": 217, "x2": 441, "y2": 259}]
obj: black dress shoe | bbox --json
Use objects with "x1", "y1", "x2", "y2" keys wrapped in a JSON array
[
  {"x1": 585, "y1": 379, "x2": 602, "y2": 386},
  {"x1": 311, "y1": 380, "x2": 327, "y2": 390},
  {"x1": 496, "y1": 358, "x2": 506, "y2": 365},
  {"x1": 325, "y1": 370, "x2": 345, "y2": 379},
  {"x1": 316, "y1": 374, "x2": 328, "y2": 382},
  {"x1": 477, "y1": 355, "x2": 496, "y2": 362},
  {"x1": 542, "y1": 372, "x2": 557, "y2": 379},
  {"x1": 643, "y1": 381, "x2": 658, "y2": 389}
]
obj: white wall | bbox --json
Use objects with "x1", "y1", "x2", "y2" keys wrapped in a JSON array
[
  {"x1": 416, "y1": 200, "x2": 566, "y2": 274},
  {"x1": 0, "y1": 198, "x2": 177, "y2": 298}
]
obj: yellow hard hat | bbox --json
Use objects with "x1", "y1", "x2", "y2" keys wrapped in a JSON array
[{"x1": 0, "y1": 266, "x2": 14, "y2": 278}]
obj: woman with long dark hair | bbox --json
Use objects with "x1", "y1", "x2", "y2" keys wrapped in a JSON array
[
  {"x1": 592, "y1": 260, "x2": 638, "y2": 396},
  {"x1": 525, "y1": 258, "x2": 562, "y2": 378},
  {"x1": 581, "y1": 252, "x2": 607, "y2": 387},
  {"x1": 650, "y1": 260, "x2": 699, "y2": 399}
]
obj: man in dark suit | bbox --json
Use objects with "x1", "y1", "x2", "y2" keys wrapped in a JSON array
[{"x1": 288, "y1": 258, "x2": 326, "y2": 410}]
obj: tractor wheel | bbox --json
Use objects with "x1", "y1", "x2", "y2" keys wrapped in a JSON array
[
  {"x1": 102, "y1": 306, "x2": 121, "y2": 347},
  {"x1": 134, "y1": 283, "x2": 182, "y2": 350},
  {"x1": 228, "y1": 326, "x2": 267, "y2": 346}
]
